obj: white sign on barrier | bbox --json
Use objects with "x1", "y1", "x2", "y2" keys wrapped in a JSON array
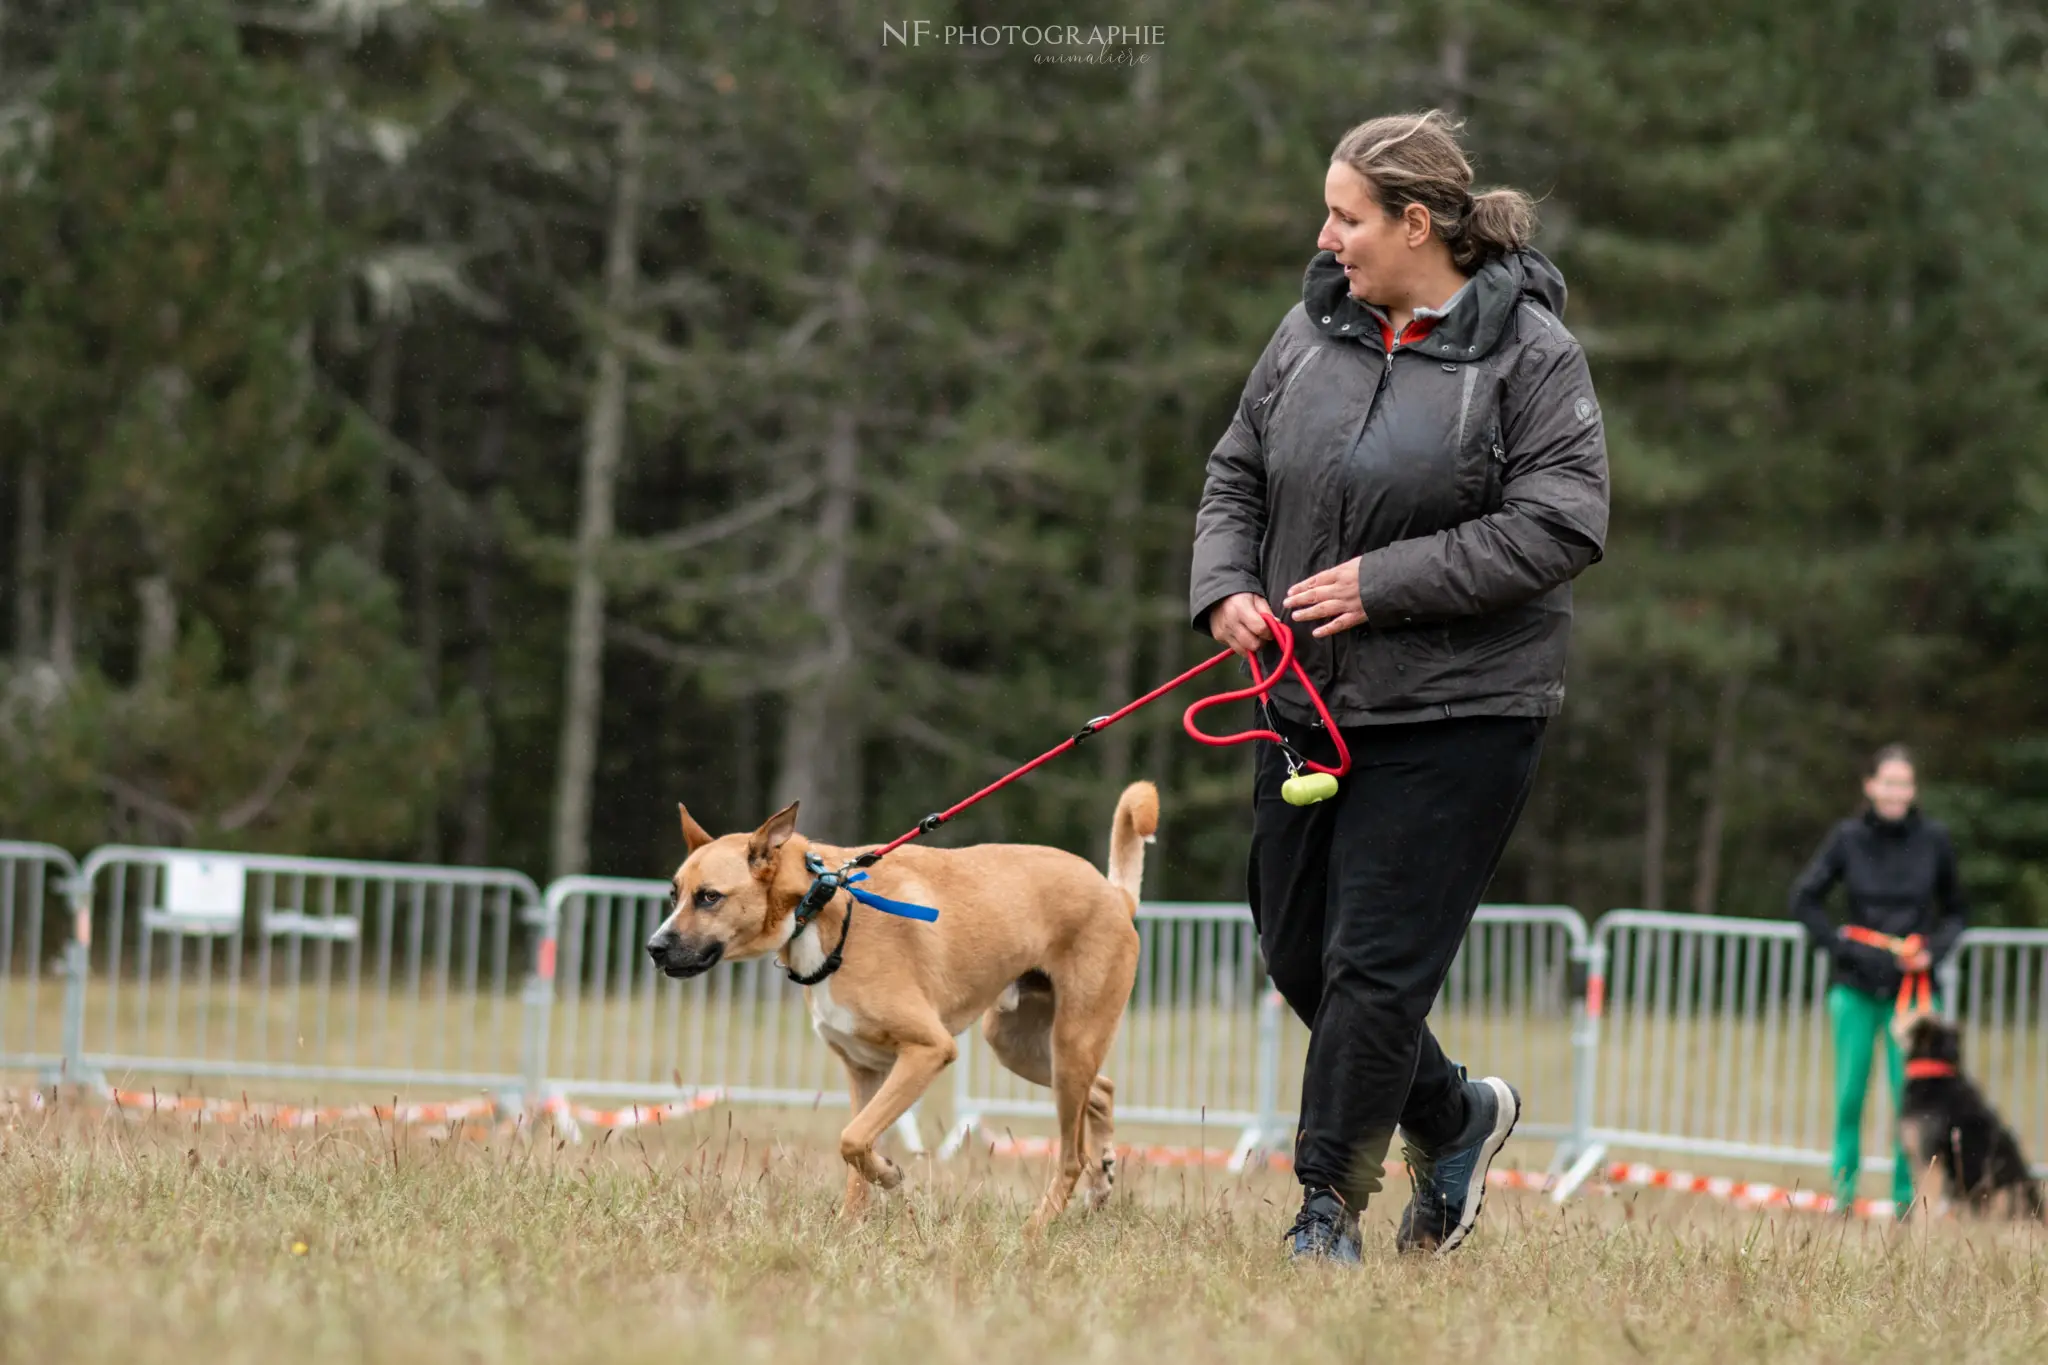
[{"x1": 143, "y1": 854, "x2": 246, "y2": 936}]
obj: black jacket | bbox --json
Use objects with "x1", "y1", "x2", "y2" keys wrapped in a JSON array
[
  {"x1": 1789, "y1": 807, "x2": 1968, "y2": 1000},
  {"x1": 1189, "y1": 247, "x2": 1609, "y2": 725}
]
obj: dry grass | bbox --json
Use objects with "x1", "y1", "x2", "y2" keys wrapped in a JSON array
[{"x1": 2, "y1": 1100, "x2": 2045, "y2": 1365}]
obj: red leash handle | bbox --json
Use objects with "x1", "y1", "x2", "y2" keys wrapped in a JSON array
[
  {"x1": 860, "y1": 610, "x2": 1351, "y2": 866},
  {"x1": 1181, "y1": 611, "x2": 1351, "y2": 776}
]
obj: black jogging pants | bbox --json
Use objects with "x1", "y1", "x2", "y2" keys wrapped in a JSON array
[{"x1": 1248, "y1": 711, "x2": 1546, "y2": 1209}]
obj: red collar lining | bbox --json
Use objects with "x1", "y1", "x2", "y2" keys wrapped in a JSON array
[
  {"x1": 1375, "y1": 314, "x2": 1439, "y2": 354},
  {"x1": 1905, "y1": 1059, "x2": 1957, "y2": 1080}
]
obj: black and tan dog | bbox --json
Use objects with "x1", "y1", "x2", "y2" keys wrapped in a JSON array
[
  {"x1": 1894, "y1": 1009, "x2": 2045, "y2": 1219},
  {"x1": 647, "y1": 783, "x2": 1156, "y2": 1230}
]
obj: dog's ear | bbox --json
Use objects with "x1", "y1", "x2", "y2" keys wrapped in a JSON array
[
  {"x1": 679, "y1": 804, "x2": 716, "y2": 855},
  {"x1": 747, "y1": 801, "x2": 801, "y2": 875}
]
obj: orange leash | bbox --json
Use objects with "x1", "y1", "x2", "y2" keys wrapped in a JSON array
[{"x1": 1840, "y1": 925, "x2": 1932, "y2": 1013}]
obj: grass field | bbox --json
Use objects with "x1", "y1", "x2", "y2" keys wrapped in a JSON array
[{"x1": 3, "y1": 1098, "x2": 2046, "y2": 1365}]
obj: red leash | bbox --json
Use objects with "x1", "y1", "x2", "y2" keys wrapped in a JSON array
[
  {"x1": 1840, "y1": 926, "x2": 1935, "y2": 1014},
  {"x1": 854, "y1": 610, "x2": 1349, "y2": 868}
]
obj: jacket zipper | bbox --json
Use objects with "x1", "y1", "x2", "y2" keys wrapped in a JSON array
[
  {"x1": 1254, "y1": 350, "x2": 1316, "y2": 423},
  {"x1": 1326, "y1": 340, "x2": 1401, "y2": 696}
]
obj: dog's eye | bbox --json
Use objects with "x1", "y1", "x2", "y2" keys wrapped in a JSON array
[{"x1": 693, "y1": 888, "x2": 724, "y2": 910}]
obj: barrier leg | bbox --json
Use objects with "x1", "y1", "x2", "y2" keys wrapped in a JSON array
[
  {"x1": 1254, "y1": 987, "x2": 1285, "y2": 1149},
  {"x1": 517, "y1": 924, "x2": 558, "y2": 1112},
  {"x1": 1550, "y1": 1140, "x2": 1609, "y2": 1203},
  {"x1": 53, "y1": 874, "x2": 96, "y2": 1092},
  {"x1": 937, "y1": 1113, "x2": 980, "y2": 1160},
  {"x1": 1558, "y1": 939, "x2": 1606, "y2": 1174}
]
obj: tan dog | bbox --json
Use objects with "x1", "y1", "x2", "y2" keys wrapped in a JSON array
[{"x1": 646, "y1": 782, "x2": 1157, "y2": 1229}]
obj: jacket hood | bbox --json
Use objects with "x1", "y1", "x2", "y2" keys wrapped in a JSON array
[{"x1": 1302, "y1": 247, "x2": 1570, "y2": 362}]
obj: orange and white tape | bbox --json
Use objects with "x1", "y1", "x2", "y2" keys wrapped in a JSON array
[
  {"x1": 104, "y1": 1087, "x2": 499, "y2": 1130},
  {"x1": 1593, "y1": 1160, "x2": 1895, "y2": 1220},
  {"x1": 534, "y1": 1089, "x2": 725, "y2": 1131},
  {"x1": 62, "y1": 1086, "x2": 729, "y2": 1136}
]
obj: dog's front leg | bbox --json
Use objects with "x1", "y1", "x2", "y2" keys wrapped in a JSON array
[
  {"x1": 839, "y1": 1036, "x2": 957, "y2": 1193},
  {"x1": 839, "y1": 1061, "x2": 890, "y2": 1220}
]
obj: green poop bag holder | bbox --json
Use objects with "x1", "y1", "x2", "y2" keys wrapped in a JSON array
[{"x1": 1182, "y1": 608, "x2": 1351, "y2": 805}]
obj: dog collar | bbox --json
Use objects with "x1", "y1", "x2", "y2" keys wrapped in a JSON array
[
  {"x1": 783, "y1": 853, "x2": 942, "y2": 987},
  {"x1": 1905, "y1": 1059, "x2": 1957, "y2": 1080}
]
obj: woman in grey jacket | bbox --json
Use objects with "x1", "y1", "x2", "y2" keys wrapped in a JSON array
[{"x1": 1190, "y1": 111, "x2": 1609, "y2": 1261}]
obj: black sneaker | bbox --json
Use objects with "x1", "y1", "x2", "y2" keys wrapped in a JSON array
[
  {"x1": 1396, "y1": 1076, "x2": 1520, "y2": 1256},
  {"x1": 1286, "y1": 1186, "x2": 1362, "y2": 1264}
]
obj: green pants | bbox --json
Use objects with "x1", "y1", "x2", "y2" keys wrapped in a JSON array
[{"x1": 1827, "y1": 983, "x2": 1918, "y2": 1209}]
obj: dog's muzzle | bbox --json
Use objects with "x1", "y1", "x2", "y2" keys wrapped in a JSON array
[{"x1": 646, "y1": 928, "x2": 723, "y2": 979}]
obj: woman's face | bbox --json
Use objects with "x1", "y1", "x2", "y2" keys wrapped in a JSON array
[
  {"x1": 1317, "y1": 161, "x2": 1424, "y2": 305},
  {"x1": 1864, "y1": 759, "x2": 1916, "y2": 821}
]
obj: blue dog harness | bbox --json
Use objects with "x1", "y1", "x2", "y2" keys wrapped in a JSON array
[{"x1": 785, "y1": 852, "x2": 939, "y2": 985}]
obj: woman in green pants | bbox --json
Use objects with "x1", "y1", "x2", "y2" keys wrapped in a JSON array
[{"x1": 1789, "y1": 744, "x2": 1968, "y2": 1213}]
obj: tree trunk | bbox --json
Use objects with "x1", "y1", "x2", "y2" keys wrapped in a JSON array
[
  {"x1": 49, "y1": 534, "x2": 75, "y2": 681},
  {"x1": 1439, "y1": 18, "x2": 1469, "y2": 113},
  {"x1": 771, "y1": 232, "x2": 878, "y2": 844},
  {"x1": 412, "y1": 367, "x2": 445, "y2": 864},
  {"x1": 252, "y1": 530, "x2": 298, "y2": 716},
  {"x1": 772, "y1": 405, "x2": 862, "y2": 842},
  {"x1": 735, "y1": 695, "x2": 760, "y2": 827},
  {"x1": 1639, "y1": 667, "x2": 1672, "y2": 910},
  {"x1": 360, "y1": 320, "x2": 401, "y2": 569},
  {"x1": 136, "y1": 574, "x2": 177, "y2": 685},
  {"x1": 13, "y1": 453, "x2": 43, "y2": 661},
  {"x1": 1690, "y1": 670, "x2": 1747, "y2": 915},
  {"x1": 1525, "y1": 773, "x2": 1560, "y2": 905},
  {"x1": 458, "y1": 334, "x2": 510, "y2": 868},
  {"x1": 1097, "y1": 457, "x2": 1142, "y2": 794},
  {"x1": 551, "y1": 104, "x2": 645, "y2": 879}
]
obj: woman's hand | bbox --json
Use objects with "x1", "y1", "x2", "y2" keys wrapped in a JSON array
[
  {"x1": 1283, "y1": 558, "x2": 1368, "y2": 637},
  {"x1": 1901, "y1": 948, "x2": 1932, "y2": 973},
  {"x1": 1208, "y1": 592, "x2": 1276, "y2": 658}
]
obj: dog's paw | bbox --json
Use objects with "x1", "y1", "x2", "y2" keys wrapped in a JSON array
[{"x1": 872, "y1": 1156, "x2": 904, "y2": 1191}]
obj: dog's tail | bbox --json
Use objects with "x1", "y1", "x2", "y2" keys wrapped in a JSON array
[{"x1": 1106, "y1": 781, "x2": 1159, "y2": 912}]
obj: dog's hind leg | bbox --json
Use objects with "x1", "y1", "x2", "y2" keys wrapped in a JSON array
[
  {"x1": 1029, "y1": 928, "x2": 1140, "y2": 1233},
  {"x1": 982, "y1": 976, "x2": 1118, "y2": 1208}
]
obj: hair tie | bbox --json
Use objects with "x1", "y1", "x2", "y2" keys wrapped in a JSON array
[{"x1": 1461, "y1": 190, "x2": 1477, "y2": 213}]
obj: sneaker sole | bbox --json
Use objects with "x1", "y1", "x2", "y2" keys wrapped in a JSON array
[{"x1": 1435, "y1": 1076, "x2": 1520, "y2": 1257}]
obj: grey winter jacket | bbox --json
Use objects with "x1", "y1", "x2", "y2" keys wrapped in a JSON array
[{"x1": 1189, "y1": 247, "x2": 1610, "y2": 726}]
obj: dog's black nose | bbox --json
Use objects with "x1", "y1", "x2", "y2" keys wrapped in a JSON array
[{"x1": 645, "y1": 928, "x2": 720, "y2": 978}]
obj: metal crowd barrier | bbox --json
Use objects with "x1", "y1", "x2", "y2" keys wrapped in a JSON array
[
  {"x1": 15, "y1": 832, "x2": 2048, "y2": 1200},
  {"x1": 68, "y1": 846, "x2": 544, "y2": 1095},
  {"x1": 942, "y1": 902, "x2": 1598, "y2": 1169},
  {"x1": 1269, "y1": 905, "x2": 1594, "y2": 1155},
  {"x1": 940, "y1": 902, "x2": 1277, "y2": 1162},
  {"x1": 0, "y1": 841, "x2": 79, "y2": 1081},
  {"x1": 1552, "y1": 911, "x2": 2048, "y2": 1199},
  {"x1": 1943, "y1": 929, "x2": 2048, "y2": 1178}
]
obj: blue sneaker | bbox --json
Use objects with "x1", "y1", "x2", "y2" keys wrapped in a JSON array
[
  {"x1": 1286, "y1": 1186, "x2": 1362, "y2": 1264},
  {"x1": 1396, "y1": 1076, "x2": 1521, "y2": 1256}
]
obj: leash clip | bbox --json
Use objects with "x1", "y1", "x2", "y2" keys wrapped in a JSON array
[{"x1": 792, "y1": 851, "x2": 842, "y2": 932}]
